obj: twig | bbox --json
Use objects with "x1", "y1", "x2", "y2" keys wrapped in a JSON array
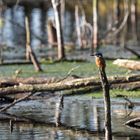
[
  {"x1": 0, "y1": 91, "x2": 35, "y2": 112},
  {"x1": 56, "y1": 65, "x2": 80, "y2": 82},
  {"x1": 67, "y1": 65, "x2": 80, "y2": 77}
]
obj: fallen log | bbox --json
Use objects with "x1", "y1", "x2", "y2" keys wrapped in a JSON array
[
  {"x1": 0, "y1": 75, "x2": 140, "y2": 96},
  {"x1": 0, "y1": 74, "x2": 140, "y2": 86},
  {"x1": 113, "y1": 59, "x2": 140, "y2": 70},
  {"x1": 125, "y1": 117, "x2": 140, "y2": 129}
]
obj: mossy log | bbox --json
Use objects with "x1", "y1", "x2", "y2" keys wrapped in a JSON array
[{"x1": 0, "y1": 75, "x2": 140, "y2": 96}]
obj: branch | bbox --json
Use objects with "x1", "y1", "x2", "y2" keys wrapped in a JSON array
[
  {"x1": 0, "y1": 91, "x2": 35, "y2": 112},
  {"x1": 101, "y1": 0, "x2": 129, "y2": 43},
  {"x1": 124, "y1": 46, "x2": 140, "y2": 58}
]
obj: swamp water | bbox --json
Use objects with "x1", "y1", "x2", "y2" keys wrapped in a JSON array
[{"x1": 0, "y1": 95, "x2": 139, "y2": 140}]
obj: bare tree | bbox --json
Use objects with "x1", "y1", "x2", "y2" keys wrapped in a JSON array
[
  {"x1": 52, "y1": 0, "x2": 65, "y2": 60},
  {"x1": 92, "y1": 0, "x2": 98, "y2": 53},
  {"x1": 130, "y1": 0, "x2": 137, "y2": 43},
  {"x1": 25, "y1": 16, "x2": 42, "y2": 72},
  {"x1": 75, "y1": 5, "x2": 83, "y2": 49}
]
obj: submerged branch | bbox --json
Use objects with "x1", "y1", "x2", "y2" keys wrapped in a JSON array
[{"x1": 0, "y1": 91, "x2": 35, "y2": 112}]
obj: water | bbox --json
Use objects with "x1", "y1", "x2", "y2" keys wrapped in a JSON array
[{"x1": 0, "y1": 95, "x2": 139, "y2": 140}]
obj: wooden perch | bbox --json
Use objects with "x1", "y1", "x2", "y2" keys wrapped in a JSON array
[{"x1": 113, "y1": 59, "x2": 140, "y2": 70}]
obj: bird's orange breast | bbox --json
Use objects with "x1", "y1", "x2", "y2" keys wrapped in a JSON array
[{"x1": 95, "y1": 57, "x2": 106, "y2": 68}]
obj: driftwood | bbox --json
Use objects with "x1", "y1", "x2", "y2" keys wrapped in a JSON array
[
  {"x1": 0, "y1": 75, "x2": 140, "y2": 96},
  {"x1": 113, "y1": 59, "x2": 140, "y2": 70},
  {"x1": 125, "y1": 117, "x2": 140, "y2": 129}
]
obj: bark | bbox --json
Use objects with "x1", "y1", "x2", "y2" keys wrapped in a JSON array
[{"x1": 113, "y1": 59, "x2": 140, "y2": 70}]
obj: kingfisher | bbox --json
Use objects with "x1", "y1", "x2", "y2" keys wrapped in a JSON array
[
  {"x1": 93, "y1": 52, "x2": 106, "y2": 71},
  {"x1": 92, "y1": 52, "x2": 108, "y2": 84}
]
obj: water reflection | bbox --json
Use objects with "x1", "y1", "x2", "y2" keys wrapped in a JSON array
[{"x1": 0, "y1": 96, "x2": 139, "y2": 140}]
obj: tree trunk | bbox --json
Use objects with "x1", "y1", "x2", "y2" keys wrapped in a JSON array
[
  {"x1": 92, "y1": 0, "x2": 98, "y2": 53},
  {"x1": 52, "y1": 0, "x2": 65, "y2": 60},
  {"x1": 130, "y1": 0, "x2": 137, "y2": 43},
  {"x1": 25, "y1": 16, "x2": 42, "y2": 72},
  {"x1": 75, "y1": 5, "x2": 82, "y2": 49},
  {"x1": 47, "y1": 20, "x2": 57, "y2": 46}
]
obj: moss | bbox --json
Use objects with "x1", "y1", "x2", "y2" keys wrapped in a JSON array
[
  {"x1": 0, "y1": 60, "x2": 131, "y2": 78},
  {"x1": 87, "y1": 89, "x2": 140, "y2": 98}
]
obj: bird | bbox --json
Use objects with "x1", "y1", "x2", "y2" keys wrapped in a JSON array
[
  {"x1": 92, "y1": 52, "x2": 109, "y2": 85},
  {"x1": 93, "y1": 52, "x2": 106, "y2": 71}
]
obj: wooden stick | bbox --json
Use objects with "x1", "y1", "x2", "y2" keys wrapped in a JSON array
[{"x1": 98, "y1": 68, "x2": 112, "y2": 140}]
